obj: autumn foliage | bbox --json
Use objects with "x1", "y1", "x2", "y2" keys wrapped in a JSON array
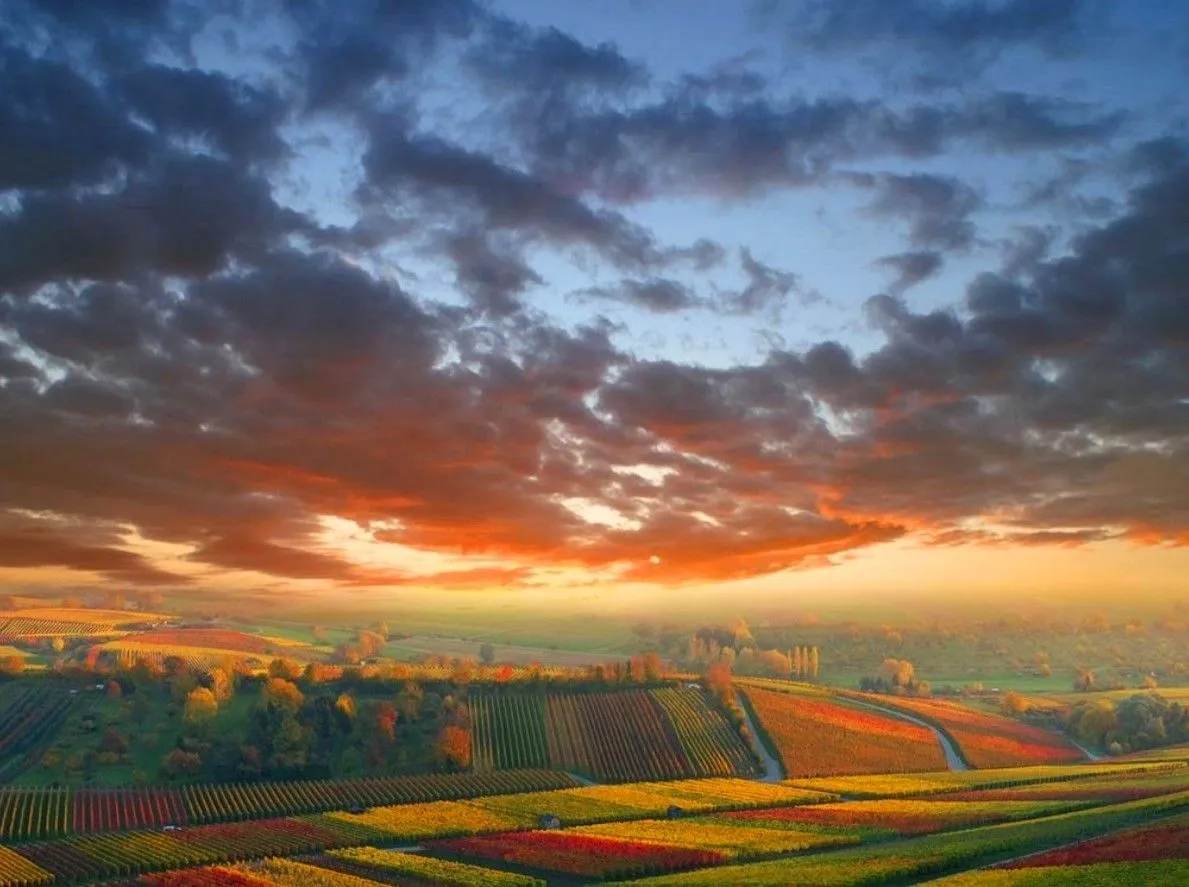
[
  {"x1": 744, "y1": 688, "x2": 948, "y2": 777},
  {"x1": 870, "y1": 696, "x2": 1085, "y2": 768},
  {"x1": 437, "y1": 724, "x2": 472, "y2": 770}
]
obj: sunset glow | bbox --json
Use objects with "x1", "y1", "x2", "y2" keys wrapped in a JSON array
[{"x1": 0, "y1": 0, "x2": 1186, "y2": 608}]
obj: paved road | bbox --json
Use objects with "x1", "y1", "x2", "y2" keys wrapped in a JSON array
[{"x1": 848, "y1": 699, "x2": 970, "y2": 771}]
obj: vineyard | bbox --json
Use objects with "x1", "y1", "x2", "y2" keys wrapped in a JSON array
[
  {"x1": 864, "y1": 695, "x2": 1087, "y2": 768},
  {"x1": 743, "y1": 687, "x2": 949, "y2": 777},
  {"x1": 0, "y1": 688, "x2": 77, "y2": 781},
  {"x1": 108, "y1": 630, "x2": 283, "y2": 656},
  {"x1": 0, "y1": 772, "x2": 576, "y2": 840},
  {"x1": 471, "y1": 687, "x2": 758, "y2": 782},
  {"x1": 0, "y1": 608, "x2": 169, "y2": 638},
  {"x1": 470, "y1": 694, "x2": 548, "y2": 771},
  {"x1": 0, "y1": 765, "x2": 1187, "y2": 885}
]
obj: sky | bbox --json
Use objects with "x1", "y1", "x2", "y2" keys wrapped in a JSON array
[{"x1": 1, "y1": 0, "x2": 1188, "y2": 607}]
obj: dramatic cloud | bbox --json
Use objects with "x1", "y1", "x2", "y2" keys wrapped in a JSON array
[{"x1": 0, "y1": 0, "x2": 1183, "y2": 593}]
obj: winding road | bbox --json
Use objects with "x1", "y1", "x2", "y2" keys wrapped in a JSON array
[
  {"x1": 847, "y1": 699, "x2": 970, "y2": 771},
  {"x1": 736, "y1": 693, "x2": 786, "y2": 783}
]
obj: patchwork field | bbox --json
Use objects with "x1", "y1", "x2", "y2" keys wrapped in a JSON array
[
  {"x1": 0, "y1": 607, "x2": 168, "y2": 639},
  {"x1": 471, "y1": 687, "x2": 760, "y2": 782},
  {"x1": 858, "y1": 694, "x2": 1087, "y2": 768},
  {"x1": 1, "y1": 763, "x2": 1188, "y2": 886},
  {"x1": 743, "y1": 686, "x2": 949, "y2": 776}
]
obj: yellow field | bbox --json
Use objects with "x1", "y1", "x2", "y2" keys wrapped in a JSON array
[
  {"x1": 573, "y1": 819, "x2": 859, "y2": 856},
  {"x1": 784, "y1": 761, "x2": 1184, "y2": 798},
  {"x1": 99, "y1": 641, "x2": 287, "y2": 670},
  {"x1": 0, "y1": 608, "x2": 171, "y2": 625}
]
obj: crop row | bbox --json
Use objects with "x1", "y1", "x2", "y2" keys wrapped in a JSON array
[
  {"x1": 11, "y1": 816, "x2": 383, "y2": 884},
  {"x1": 652, "y1": 688, "x2": 759, "y2": 778},
  {"x1": 861, "y1": 695, "x2": 1086, "y2": 769},
  {"x1": 783, "y1": 760, "x2": 1184, "y2": 798},
  {"x1": 182, "y1": 769, "x2": 577, "y2": 824},
  {"x1": 602, "y1": 788, "x2": 1189, "y2": 885},
  {"x1": 433, "y1": 831, "x2": 731, "y2": 879},
  {"x1": 722, "y1": 798, "x2": 1090, "y2": 836},
  {"x1": 0, "y1": 619, "x2": 116, "y2": 637},
  {"x1": 0, "y1": 771, "x2": 576, "y2": 842},
  {"x1": 0, "y1": 788, "x2": 187, "y2": 841},
  {"x1": 1000, "y1": 809, "x2": 1189, "y2": 867},
  {"x1": 0, "y1": 690, "x2": 76, "y2": 782},
  {"x1": 744, "y1": 687, "x2": 949, "y2": 778},
  {"x1": 471, "y1": 693, "x2": 548, "y2": 771},
  {"x1": 472, "y1": 688, "x2": 756, "y2": 783},
  {"x1": 324, "y1": 846, "x2": 544, "y2": 886},
  {"x1": 0, "y1": 776, "x2": 832, "y2": 885}
]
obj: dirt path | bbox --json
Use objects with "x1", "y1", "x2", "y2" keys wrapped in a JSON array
[
  {"x1": 848, "y1": 699, "x2": 970, "y2": 772},
  {"x1": 736, "y1": 691, "x2": 786, "y2": 783}
]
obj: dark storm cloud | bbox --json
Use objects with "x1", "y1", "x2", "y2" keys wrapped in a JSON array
[
  {"x1": 468, "y1": 16, "x2": 646, "y2": 98},
  {"x1": 0, "y1": 513, "x2": 190, "y2": 584},
  {"x1": 777, "y1": 0, "x2": 1096, "y2": 88},
  {"x1": 575, "y1": 278, "x2": 701, "y2": 314},
  {"x1": 0, "y1": 43, "x2": 153, "y2": 190},
  {"x1": 876, "y1": 251, "x2": 945, "y2": 295},
  {"x1": 360, "y1": 124, "x2": 665, "y2": 270},
  {"x1": 850, "y1": 172, "x2": 983, "y2": 252},
  {"x1": 117, "y1": 64, "x2": 288, "y2": 164},
  {"x1": 0, "y1": 155, "x2": 308, "y2": 294},
  {"x1": 0, "y1": 0, "x2": 1184, "y2": 591},
  {"x1": 287, "y1": 0, "x2": 479, "y2": 111},
  {"x1": 441, "y1": 229, "x2": 544, "y2": 316},
  {"x1": 504, "y1": 91, "x2": 1122, "y2": 205},
  {"x1": 790, "y1": 0, "x2": 1089, "y2": 55},
  {"x1": 723, "y1": 248, "x2": 799, "y2": 315}
]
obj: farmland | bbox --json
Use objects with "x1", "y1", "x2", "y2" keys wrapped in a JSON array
[
  {"x1": 0, "y1": 757, "x2": 1185, "y2": 884},
  {"x1": 861, "y1": 694, "x2": 1087, "y2": 768},
  {"x1": 471, "y1": 687, "x2": 760, "y2": 782},
  {"x1": 743, "y1": 686, "x2": 950, "y2": 776}
]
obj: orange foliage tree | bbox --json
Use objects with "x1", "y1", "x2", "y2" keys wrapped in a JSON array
[{"x1": 436, "y1": 724, "x2": 471, "y2": 770}]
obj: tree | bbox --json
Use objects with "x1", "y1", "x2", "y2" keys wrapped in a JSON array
[
  {"x1": 355, "y1": 630, "x2": 386, "y2": 659},
  {"x1": 262, "y1": 677, "x2": 304, "y2": 711},
  {"x1": 184, "y1": 687, "x2": 219, "y2": 725},
  {"x1": 334, "y1": 693, "x2": 357, "y2": 723},
  {"x1": 374, "y1": 701, "x2": 398, "y2": 742},
  {"x1": 730, "y1": 618, "x2": 755, "y2": 650},
  {"x1": 809, "y1": 646, "x2": 820, "y2": 679},
  {"x1": 311, "y1": 625, "x2": 328, "y2": 644},
  {"x1": 451, "y1": 658, "x2": 475, "y2": 687},
  {"x1": 704, "y1": 661, "x2": 734, "y2": 705},
  {"x1": 205, "y1": 667, "x2": 234, "y2": 703},
  {"x1": 878, "y1": 658, "x2": 914, "y2": 687},
  {"x1": 1001, "y1": 691, "x2": 1031, "y2": 715},
  {"x1": 436, "y1": 725, "x2": 471, "y2": 770},
  {"x1": 478, "y1": 643, "x2": 496, "y2": 665},
  {"x1": 1074, "y1": 667, "x2": 1097, "y2": 692},
  {"x1": 397, "y1": 683, "x2": 423, "y2": 721},
  {"x1": 162, "y1": 748, "x2": 201, "y2": 778},
  {"x1": 0, "y1": 655, "x2": 25, "y2": 677},
  {"x1": 792, "y1": 647, "x2": 803, "y2": 677},
  {"x1": 268, "y1": 658, "x2": 303, "y2": 681},
  {"x1": 99, "y1": 728, "x2": 129, "y2": 759},
  {"x1": 758, "y1": 649, "x2": 791, "y2": 679}
]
